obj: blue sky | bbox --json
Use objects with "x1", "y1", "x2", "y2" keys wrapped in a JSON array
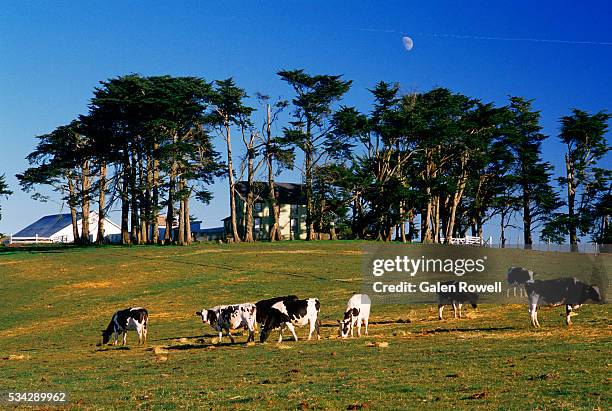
[{"x1": 1, "y1": 1, "x2": 611, "y2": 242}]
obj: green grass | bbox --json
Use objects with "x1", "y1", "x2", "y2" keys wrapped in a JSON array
[{"x1": 0, "y1": 242, "x2": 610, "y2": 410}]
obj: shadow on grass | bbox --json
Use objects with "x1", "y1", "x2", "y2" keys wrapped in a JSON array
[
  {"x1": 155, "y1": 334, "x2": 208, "y2": 341},
  {"x1": 420, "y1": 326, "x2": 515, "y2": 334},
  {"x1": 0, "y1": 244, "x2": 80, "y2": 254},
  {"x1": 320, "y1": 318, "x2": 412, "y2": 328},
  {"x1": 95, "y1": 346, "x2": 132, "y2": 352}
]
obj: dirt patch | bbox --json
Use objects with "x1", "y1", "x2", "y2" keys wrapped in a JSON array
[
  {"x1": 0, "y1": 260, "x2": 21, "y2": 266},
  {"x1": 66, "y1": 281, "x2": 114, "y2": 289},
  {"x1": 2, "y1": 354, "x2": 30, "y2": 361},
  {"x1": 240, "y1": 250, "x2": 325, "y2": 255},
  {"x1": 186, "y1": 249, "x2": 230, "y2": 255}
]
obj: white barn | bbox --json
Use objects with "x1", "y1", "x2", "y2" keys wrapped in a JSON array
[{"x1": 11, "y1": 211, "x2": 121, "y2": 244}]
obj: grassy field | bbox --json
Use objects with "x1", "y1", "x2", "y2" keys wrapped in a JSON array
[{"x1": 0, "y1": 241, "x2": 610, "y2": 410}]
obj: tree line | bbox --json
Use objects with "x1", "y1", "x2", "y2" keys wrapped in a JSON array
[{"x1": 13, "y1": 71, "x2": 611, "y2": 247}]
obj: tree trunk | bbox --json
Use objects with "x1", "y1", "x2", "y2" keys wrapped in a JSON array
[
  {"x1": 152, "y1": 143, "x2": 160, "y2": 244},
  {"x1": 120, "y1": 151, "x2": 130, "y2": 244},
  {"x1": 352, "y1": 197, "x2": 361, "y2": 239},
  {"x1": 143, "y1": 153, "x2": 153, "y2": 243},
  {"x1": 522, "y1": 183, "x2": 532, "y2": 249},
  {"x1": 445, "y1": 176, "x2": 467, "y2": 244},
  {"x1": 265, "y1": 105, "x2": 282, "y2": 242},
  {"x1": 165, "y1": 157, "x2": 176, "y2": 244},
  {"x1": 267, "y1": 153, "x2": 282, "y2": 241},
  {"x1": 433, "y1": 196, "x2": 441, "y2": 243},
  {"x1": 138, "y1": 153, "x2": 147, "y2": 244},
  {"x1": 67, "y1": 175, "x2": 80, "y2": 244},
  {"x1": 80, "y1": 160, "x2": 91, "y2": 244},
  {"x1": 226, "y1": 124, "x2": 241, "y2": 242},
  {"x1": 243, "y1": 142, "x2": 255, "y2": 243},
  {"x1": 565, "y1": 153, "x2": 578, "y2": 251},
  {"x1": 130, "y1": 151, "x2": 139, "y2": 244},
  {"x1": 305, "y1": 147, "x2": 315, "y2": 240},
  {"x1": 96, "y1": 162, "x2": 107, "y2": 244},
  {"x1": 422, "y1": 205, "x2": 432, "y2": 243},
  {"x1": 184, "y1": 187, "x2": 192, "y2": 245},
  {"x1": 399, "y1": 203, "x2": 406, "y2": 243},
  {"x1": 500, "y1": 209, "x2": 506, "y2": 248},
  {"x1": 178, "y1": 177, "x2": 186, "y2": 245},
  {"x1": 407, "y1": 209, "x2": 416, "y2": 242}
]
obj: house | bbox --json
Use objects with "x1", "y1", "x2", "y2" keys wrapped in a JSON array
[
  {"x1": 10, "y1": 211, "x2": 121, "y2": 244},
  {"x1": 196, "y1": 227, "x2": 225, "y2": 241},
  {"x1": 223, "y1": 181, "x2": 308, "y2": 240}
]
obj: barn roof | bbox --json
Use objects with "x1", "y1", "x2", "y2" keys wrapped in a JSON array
[
  {"x1": 13, "y1": 213, "x2": 77, "y2": 238},
  {"x1": 234, "y1": 181, "x2": 306, "y2": 205}
]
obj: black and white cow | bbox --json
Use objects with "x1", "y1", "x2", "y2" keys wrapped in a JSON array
[
  {"x1": 338, "y1": 294, "x2": 371, "y2": 338},
  {"x1": 525, "y1": 277, "x2": 602, "y2": 327},
  {"x1": 196, "y1": 303, "x2": 257, "y2": 343},
  {"x1": 507, "y1": 266, "x2": 535, "y2": 298},
  {"x1": 437, "y1": 281, "x2": 479, "y2": 320},
  {"x1": 102, "y1": 307, "x2": 148, "y2": 346},
  {"x1": 260, "y1": 298, "x2": 321, "y2": 343},
  {"x1": 255, "y1": 295, "x2": 298, "y2": 329}
]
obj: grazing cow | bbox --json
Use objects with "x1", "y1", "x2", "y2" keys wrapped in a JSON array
[
  {"x1": 196, "y1": 303, "x2": 257, "y2": 343},
  {"x1": 338, "y1": 294, "x2": 371, "y2": 338},
  {"x1": 255, "y1": 295, "x2": 298, "y2": 328},
  {"x1": 102, "y1": 307, "x2": 148, "y2": 346},
  {"x1": 260, "y1": 298, "x2": 321, "y2": 343},
  {"x1": 437, "y1": 281, "x2": 479, "y2": 320},
  {"x1": 525, "y1": 277, "x2": 602, "y2": 327},
  {"x1": 507, "y1": 266, "x2": 535, "y2": 298}
]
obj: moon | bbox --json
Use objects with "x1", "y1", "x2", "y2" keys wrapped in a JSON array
[{"x1": 402, "y1": 36, "x2": 414, "y2": 51}]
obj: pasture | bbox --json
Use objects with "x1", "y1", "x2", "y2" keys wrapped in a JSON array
[{"x1": 0, "y1": 242, "x2": 610, "y2": 410}]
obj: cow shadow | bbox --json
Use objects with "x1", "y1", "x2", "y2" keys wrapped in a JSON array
[
  {"x1": 155, "y1": 332, "x2": 249, "y2": 342},
  {"x1": 320, "y1": 318, "x2": 411, "y2": 328},
  {"x1": 165, "y1": 342, "x2": 238, "y2": 350},
  {"x1": 95, "y1": 346, "x2": 132, "y2": 352}
]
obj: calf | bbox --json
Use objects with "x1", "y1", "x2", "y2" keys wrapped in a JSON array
[
  {"x1": 507, "y1": 266, "x2": 534, "y2": 298},
  {"x1": 102, "y1": 307, "x2": 148, "y2": 346},
  {"x1": 260, "y1": 298, "x2": 321, "y2": 343},
  {"x1": 196, "y1": 303, "x2": 257, "y2": 343},
  {"x1": 255, "y1": 295, "x2": 298, "y2": 328},
  {"x1": 338, "y1": 294, "x2": 371, "y2": 338},
  {"x1": 525, "y1": 277, "x2": 602, "y2": 327},
  {"x1": 437, "y1": 281, "x2": 479, "y2": 320}
]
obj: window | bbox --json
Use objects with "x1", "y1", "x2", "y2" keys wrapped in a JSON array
[
  {"x1": 290, "y1": 204, "x2": 299, "y2": 215},
  {"x1": 254, "y1": 217, "x2": 262, "y2": 230},
  {"x1": 254, "y1": 202, "x2": 263, "y2": 212}
]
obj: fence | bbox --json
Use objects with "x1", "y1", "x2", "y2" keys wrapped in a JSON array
[
  {"x1": 443, "y1": 235, "x2": 604, "y2": 254},
  {"x1": 448, "y1": 235, "x2": 491, "y2": 246},
  {"x1": 487, "y1": 242, "x2": 605, "y2": 254},
  {"x1": 8, "y1": 235, "x2": 68, "y2": 245}
]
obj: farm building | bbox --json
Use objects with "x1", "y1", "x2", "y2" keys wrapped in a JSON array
[
  {"x1": 156, "y1": 216, "x2": 222, "y2": 241},
  {"x1": 196, "y1": 227, "x2": 224, "y2": 241},
  {"x1": 10, "y1": 211, "x2": 121, "y2": 244},
  {"x1": 223, "y1": 181, "x2": 308, "y2": 240}
]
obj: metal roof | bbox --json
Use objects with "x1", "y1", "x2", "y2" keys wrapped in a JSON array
[{"x1": 13, "y1": 213, "x2": 77, "y2": 238}]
